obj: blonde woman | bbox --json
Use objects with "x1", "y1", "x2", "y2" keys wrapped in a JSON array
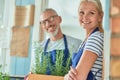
[{"x1": 64, "y1": 0, "x2": 104, "y2": 80}]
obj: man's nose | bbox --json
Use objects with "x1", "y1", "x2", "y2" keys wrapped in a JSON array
[{"x1": 45, "y1": 21, "x2": 52, "y2": 27}]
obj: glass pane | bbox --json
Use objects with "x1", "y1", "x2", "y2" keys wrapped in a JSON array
[
  {"x1": 0, "y1": 0, "x2": 5, "y2": 26},
  {"x1": 48, "y1": 0, "x2": 86, "y2": 40},
  {"x1": 0, "y1": 0, "x2": 5, "y2": 64}
]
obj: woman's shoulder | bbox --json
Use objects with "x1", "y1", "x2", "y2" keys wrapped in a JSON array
[
  {"x1": 85, "y1": 31, "x2": 104, "y2": 56},
  {"x1": 90, "y1": 31, "x2": 103, "y2": 38},
  {"x1": 87, "y1": 31, "x2": 104, "y2": 42}
]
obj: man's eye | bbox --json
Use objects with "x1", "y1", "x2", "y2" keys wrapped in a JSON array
[
  {"x1": 49, "y1": 16, "x2": 54, "y2": 21},
  {"x1": 43, "y1": 21, "x2": 46, "y2": 24},
  {"x1": 40, "y1": 20, "x2": 47, "y2": 25}
]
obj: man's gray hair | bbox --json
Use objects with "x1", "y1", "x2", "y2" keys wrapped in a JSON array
[{"x1": 42, "y1": 8, "x2": 58, "y2": 15}]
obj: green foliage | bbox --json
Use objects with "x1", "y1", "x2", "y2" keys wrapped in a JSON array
[
  {"x1": 0, "y1": 65, "x2": 10, "y2": 80},
  {"x1": 34, "y1": 52, "x2": 50, "y2": 74},
  {"x1": 32, "y1": 41, "x2": 46, "y2": 74},
  {"x1": 32, "y1": 41, "x2": 71, "y2": 76},
  {"x1": 51, "y1": 50, "x2": 64, "y2": 76},
  {"x1": 51, "y1": 50, "x2": 71, "y2": 76}
]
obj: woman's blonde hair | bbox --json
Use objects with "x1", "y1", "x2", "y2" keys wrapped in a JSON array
[{"x1": 78, "y1": 0, "x2": 104, "y2": 32}]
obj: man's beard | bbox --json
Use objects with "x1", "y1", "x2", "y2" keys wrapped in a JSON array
[{"x1": 45, "y1": 25, "x2": 59, "y2": 38}]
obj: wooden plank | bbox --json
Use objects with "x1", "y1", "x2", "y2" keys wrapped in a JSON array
[
  {"x1": 28, "y1": 74, "x2": 64, "y2": 80},
  {"x1": 14, "y1": 5, "x2": 35, "y2": 27},
  {"x1": 10, "y1": 27, "x2": 30, "y2": 57}
]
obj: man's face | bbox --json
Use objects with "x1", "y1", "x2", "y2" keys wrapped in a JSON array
[{"x1": 40, "y1": 11, "x2": 61, "y2": 37}]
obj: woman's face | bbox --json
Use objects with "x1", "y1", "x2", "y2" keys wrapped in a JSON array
[{"x1": 78, "y1": 1, "x2": 102, "y2": 31}]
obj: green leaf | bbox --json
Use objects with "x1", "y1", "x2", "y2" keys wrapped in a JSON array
[{"x1": 32, "y1": 41, "x2": 72, "y2": 76}]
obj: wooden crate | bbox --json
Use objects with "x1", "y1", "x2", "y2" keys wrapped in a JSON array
[{"x1": 28, "y1": 74, "x2": 64, "y2": 80}]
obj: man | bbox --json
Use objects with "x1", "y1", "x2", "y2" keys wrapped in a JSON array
[{"x1": 29, "y1": 8, "x2": 82, "y2": 78}]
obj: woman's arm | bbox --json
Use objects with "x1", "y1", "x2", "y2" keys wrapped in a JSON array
[
  {"x1": 75, "y1": 32, "x2": 103, "y2": 80},
  {"x1": 64, "y1": 32, "x2": 103, "y2": 80},
  {"x1": 75, "y1": 50, "x2": 98, "y2": 80},
  {"x1": 64, "y1": 51, "x2": 98, "y2": 80}
]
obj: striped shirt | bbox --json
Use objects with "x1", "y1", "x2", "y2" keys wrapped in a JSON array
[{"x1": 84, "y1": 31, "x2": 104, "y2": 80}]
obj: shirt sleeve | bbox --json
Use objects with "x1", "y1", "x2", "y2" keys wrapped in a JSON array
[{"x1": 84, "y1": 32, "x2": 104, "y2": 56}]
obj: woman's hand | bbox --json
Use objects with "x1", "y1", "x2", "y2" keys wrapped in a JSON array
[
  {"x1": 64, "y1": 66, "x2": 78, "y2": 80},
  {"x1": 24, "y1": 72, "x2": 33, "y2": 80}
]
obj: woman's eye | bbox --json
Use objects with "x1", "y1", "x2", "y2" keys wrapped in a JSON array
[
  {"x1": 79, "y1": 11, "x2": 84, "y2": 15},
  {"x1": 90, "y1": 12, "x2": 95, "y2": 15}
]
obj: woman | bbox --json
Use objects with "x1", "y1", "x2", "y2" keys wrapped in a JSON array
[{"x1": 64, "y1": 0, "x2": 104, "y2": 80}]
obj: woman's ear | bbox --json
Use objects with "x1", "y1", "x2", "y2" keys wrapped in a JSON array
[
  {"x1": 58, "y1": 16, "x2": 62, "y2": 23},
  {"x1": 98, "y1": 12, "x2": 103, "y2": 22}
]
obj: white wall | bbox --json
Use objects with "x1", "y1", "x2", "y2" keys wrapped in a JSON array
[{"x1": 48, "y1": 0, "x2": 86, "y2": 40}]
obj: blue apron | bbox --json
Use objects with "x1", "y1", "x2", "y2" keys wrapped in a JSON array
[
  {"x1": 44, "y1": 34, "x2": 71, "y2": 75},
  {"x1": 72, "y1": 27, "x2": 99, "y2": 80}
]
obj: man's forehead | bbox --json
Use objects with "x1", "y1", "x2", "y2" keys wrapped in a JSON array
[
  {"x1": 40, "y1": 11, "x2": 56, "y2": 20},
  {"x1": 43, "y1": 11, "x2": 56, "y2": 16}
]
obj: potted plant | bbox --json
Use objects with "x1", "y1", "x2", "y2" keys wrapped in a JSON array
[
  {"x1": 28, "y1": 41, "x2": 72, "y2": 80},
  {"x1": 0, "y1": 65, "x2": 10, "y2": 80}
]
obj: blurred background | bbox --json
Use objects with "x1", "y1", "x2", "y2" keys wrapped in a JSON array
[{"x1": 0, "y1": 0, "x2": 120, "y2": 80}]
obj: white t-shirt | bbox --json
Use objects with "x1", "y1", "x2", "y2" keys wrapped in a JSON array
[
  {"x1": 84, "y1": 31, "x2": 104, "y2": 80},
  {"x1": 41, "y1": 35, "x2": 82, "y2": 53}
]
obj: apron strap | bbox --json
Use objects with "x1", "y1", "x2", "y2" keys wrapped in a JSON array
[
  {"x1": 81, "y1": 27, "x2": 99, "y2": 50},
  {"x1": 44, "y1": 38, "x2": 50, "y2": 53},
  {"x1": 63, "y1": 34, "x2": 68, "y2": 49}
]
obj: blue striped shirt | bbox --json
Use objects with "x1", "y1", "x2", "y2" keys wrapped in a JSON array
[{"x1": 84, "y1": 31, "x2": 104, "y2": 80}]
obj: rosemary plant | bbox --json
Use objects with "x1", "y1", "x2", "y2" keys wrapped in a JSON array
[
  {"x1": 51, "y1": 50, "x2": 71, "y2": 76},
  {"x1": 32, "y1": 41, "x2": 71, "y2": 76}
]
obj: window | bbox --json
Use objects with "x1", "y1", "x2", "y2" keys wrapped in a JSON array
[
  {"x1": 0, "y1": 0, "x2": 15, "y2": 73},
  {"x1": 0, "y1": 0, "x2": 5, "y2": 66}
]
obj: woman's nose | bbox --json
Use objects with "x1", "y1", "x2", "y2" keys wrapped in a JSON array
[
  {"x1": 84, "y1": 14, "x2": 88, "y2": 19},
  {"x1": 82, "y1": 14, "x2": 89, "y2": 21}
]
